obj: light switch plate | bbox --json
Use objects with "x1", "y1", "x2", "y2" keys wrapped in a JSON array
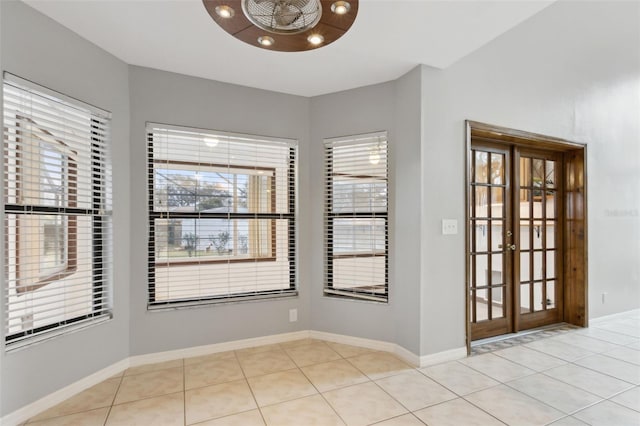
[{"x1": 442, "y1": 219, "x2": 458, "y2": 235}]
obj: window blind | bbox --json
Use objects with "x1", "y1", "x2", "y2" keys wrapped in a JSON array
[
  {"x1": 324, "y1": 132, "x2": 388, "y2": 302},
  {"x1": 147, "y1": 124, "x2": 297, "y2": 307},
  {"x1": 3, "y1": 73, "x2": 112, "y2": 347}
]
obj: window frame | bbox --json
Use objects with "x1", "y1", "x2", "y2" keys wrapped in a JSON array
[
  {"x1": 3, "y1": 73, "x2": 112, "y2": 347},
  {"x1": 8, "y1": 116, "x2": 79, "y2": 294},
  {"x1": 147, "y1": 123, "x2": 298, "y2": 308},
  {"x1": 151, "y1": 159, "x2": 278, "y2": 266},
  {"x1": 324, "y1": 132, "x2": 389, "y2": 302}
]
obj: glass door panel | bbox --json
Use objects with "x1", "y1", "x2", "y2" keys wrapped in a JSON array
[
  {"x1": 516, "y1": 151, "x2": 562, "y2": 329},
  {"x1": 469, "y1": 144, "x2": 511, "y2": 339}
]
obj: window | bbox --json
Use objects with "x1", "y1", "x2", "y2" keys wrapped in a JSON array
[
  {"x1": 324, "y1": 132, "x2": 388, "y2": 302},
  {"x1": 147, "y1": 124, "x2": 297, "y2": 307},
  {"x1": 3, "y1": 73, "x2": 112, "y2": 347}
]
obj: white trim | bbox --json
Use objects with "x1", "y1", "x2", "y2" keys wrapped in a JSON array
[
  {"x1": 128, "y1": 331, "x2": 310, "y2": 367},
  {"x1": 589, "y1": 308, "x2": 640, "y2": 325},
  {"x1": 310, "y1": 330, "x2": 396, "y2": 353},
  {"x1": 418, "y1": 347, "x2": 467, "y2": 367},
  {"x1": 1, "y1": 330, "x2": 468, "y2": 425},
  {"x1": 310, "y1": 330, "x2": 421, "y2": 366},
  {"x1": 1, "y1": 359, "x2": 128, "y2": 426},
  {"x1": 395, "y1": 344, "x2": 421, "y2": 367}
]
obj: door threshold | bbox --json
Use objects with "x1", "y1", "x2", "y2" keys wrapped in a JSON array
[{"x1": 471, "y1": 323, "x2": 579, "y2": 353}]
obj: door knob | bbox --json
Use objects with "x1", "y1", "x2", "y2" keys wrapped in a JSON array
[{"x1": 507, "y1": 244, "x2": 516, "y2": 251}]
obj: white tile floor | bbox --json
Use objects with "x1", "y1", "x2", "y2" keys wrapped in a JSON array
[{"x1": 25, "y1": 311, "x2": 640, "y2": 425}]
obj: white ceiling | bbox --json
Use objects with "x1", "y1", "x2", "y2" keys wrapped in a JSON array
[{"x1": 23, "y1": 0, "x2": 555, "y2": 97}]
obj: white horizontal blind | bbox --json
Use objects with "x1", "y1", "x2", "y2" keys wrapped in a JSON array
[
  {"x1": 324, "y1": 132, "x2": 388, "y2": 302},
  {"x1": 3, "y1": 74, "x2": 112, "y2": 347},
  {"x1": 147, "y1": 124, "x2": 297, "y2": 307}
]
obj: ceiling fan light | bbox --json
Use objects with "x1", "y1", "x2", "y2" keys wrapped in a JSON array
[
  {"x1": 331, "y1": 1, "x2": 351, "y2": 15},
  {"x1": 203, "y1": 0, "x2": 358, "y2": 52},
  {"x1": 258, "y1": 35, "x2": 275, "y2": 46},
  {"x1": 307, "y1": 33, "x2": 324, "y2": 45},
  {"x1": 214, "y1": 5, "x2": 235, "y2": 18},
  {"x1": 243, "y1": 0, "x2": 322, "y2": 35}
]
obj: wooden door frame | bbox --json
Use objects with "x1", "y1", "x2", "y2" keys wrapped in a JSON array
[{"x1": 465, "y1": 121, "x2": 589, "y2": 353}]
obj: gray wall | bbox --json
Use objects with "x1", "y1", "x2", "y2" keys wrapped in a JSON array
[
  {"x1": 128, "y1": 66, "x2": 312, "y2": 355},
  {"x1": 309, "y1": 82, "x2": 396, "y2": 344},
  {"x1": 418, "y1": 0, "x2": 640, "y2": 354},
  {"x1": 308, "y1": 69, "x2": 424, "y2": 354},
  {"x1": 392, "y1": 67, "x2": 423, "y2": 354},
  {"x1": 0, "y1": 0, "x2": 131, "y2": 415}
]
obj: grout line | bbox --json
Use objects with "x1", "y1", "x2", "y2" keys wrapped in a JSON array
[
  {"x1": 605, "y1": 395, "x2": 640, "y2": 414},
  {"x1": 491, "y1": 347, "x2": 568, "y2": 373},
  {"x1": 368, "y1": 412, "x2": 426, "y2": 425},
  {"x1": 418, "y1": 361, "x2": 505, "y2": 400},
  {"x1": 457, "y1": 392, "x2": 512, "y2": 425},
  {"x1": 237, "y1": 349, "x2": 269, "y2": 426},
  {"x1": 566, "y1": 357, "x2": 639, "y2": 386},
  {"x1": 296, "y1": 353, "x2": 350, "y2": 425},
  {"x1": 501, "y1": 373, "x2": 605, "y2": 418},
  {"x1": 103, "y1": 373, "x2": 125, "y2": 426},
  {"x1": 370, "y1": 375, "x2": 413, "y2": 415},
  {"x1": 182, "y1": 357, "x2": 186, "y2": 426}
]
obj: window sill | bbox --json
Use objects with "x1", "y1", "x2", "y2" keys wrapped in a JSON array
[
  {"x1": 5, "y1": 313, "x2": 113, "y2": 353},
  {"x1": 323, "y1": 288, "x2": 388, "y2": 303},
  {"x1": 154, "y1": 256, "x2": 276, "y2": 267},
  {"x1": 148, "y1": 290, "x2": 299, "y2": 311}
]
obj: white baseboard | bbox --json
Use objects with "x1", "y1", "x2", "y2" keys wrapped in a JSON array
[
  {"x1": 310, "y1": 330, "x2": 426, "y2": 366},
  {"x1": 418, "y1": 346, "x2": 467, "y2": 367},
  {"x1": 2, "y1": 358, "x2": 129, "y2": 426},
  {"x1": 3, "y1": 330, "x2": 467, "y2": 425},
  {"x1": 129, "y1": 330, "x2": 310, "y2": 367},
  {"x1": 589, "y1": 308, "x2": 640, "y2": 326},
  {"x1": 309, "y1": 330, "x2": 397, "y2": 353},
  {"x1": 394, "y1": 344, "x2": 421, "y2": 366}
]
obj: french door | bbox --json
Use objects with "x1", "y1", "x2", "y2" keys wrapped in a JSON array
[{"x1": 469, "y1": 142, "x2": 563, "y2": 340}]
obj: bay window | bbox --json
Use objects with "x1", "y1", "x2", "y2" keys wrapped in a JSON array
[
  {"x1": 147, "y1": 124, "x2": 297, "y2": 307},
  {"x1": 3, "y1": 74, "x2": 112, "y2": 346},
  {"x1": 324, "y1": 132, "x2": 388, "y2": 302}
]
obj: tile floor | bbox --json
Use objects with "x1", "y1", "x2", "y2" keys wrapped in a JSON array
[{"x1": 25, "y1": 311, "x2": 640, "y2": 425}]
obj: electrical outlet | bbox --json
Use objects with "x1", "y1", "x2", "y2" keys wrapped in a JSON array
[
  {"x1": 442, "y1": 219, "x2": 458, "y2": 235},
  {"x1": 289, "y1": 308, "x2": 298, "y2": 322}
]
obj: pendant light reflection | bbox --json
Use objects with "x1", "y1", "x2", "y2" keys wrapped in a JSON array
[
  {"x1": 369, "y1": 146, "x2": 381, "y2": 165},
  {"x1": 204, "y1": 137, "x2": 219, "y2": 148}
]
